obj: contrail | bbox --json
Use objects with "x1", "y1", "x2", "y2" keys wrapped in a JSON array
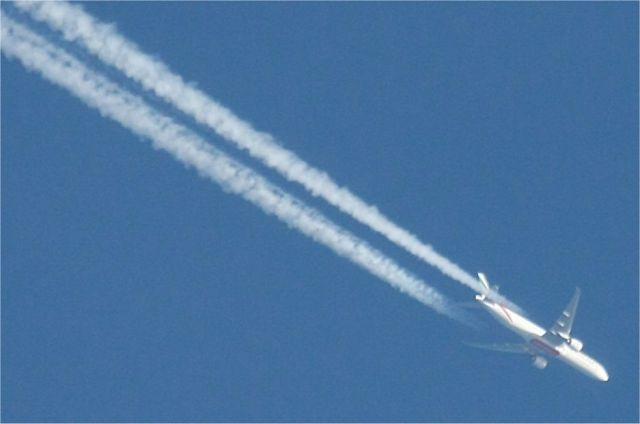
[
  {"x1": 13, "y1": 0, "x2": 488, "y2": 296},
  {"x1": 1, "y1": 14, "x2": 469, "y2": 323}
]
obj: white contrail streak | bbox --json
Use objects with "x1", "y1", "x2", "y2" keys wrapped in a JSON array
[
  {"x1": 1, "y1": 14, "x2": 469, "y2": 323},
  {"x1": 14, "y1": 0, "x2": 488, "y2": 296}
]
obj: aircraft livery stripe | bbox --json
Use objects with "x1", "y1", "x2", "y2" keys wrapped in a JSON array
[
  {"x1": 530, "y1": 339, "x2": 559, "y2": 356},
  {"x1": 498, "y1": 304, "x2": 513, "y2": 323}
]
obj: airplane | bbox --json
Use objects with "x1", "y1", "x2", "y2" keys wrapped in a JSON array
[{"x1": 468, "y1": 272, "x2": 609, "y2": 382}]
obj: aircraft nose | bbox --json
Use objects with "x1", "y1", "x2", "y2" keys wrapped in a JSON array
[
  {"x1": 595, "y1": 365, "x2": 609, "y2": 382},
  {"x1": 599, "y1": 370, "x2": 609, "y2": 382}
]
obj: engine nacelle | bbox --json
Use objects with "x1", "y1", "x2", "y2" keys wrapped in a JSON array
[
  {"x1": 568, "y1": 338, "x2": 584, "y2": 351},
  {"x1": 531, "y1": 356, "x2": 548, "y2": 369}
]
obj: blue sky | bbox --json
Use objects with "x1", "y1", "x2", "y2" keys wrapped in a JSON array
[{"x1": 2, "y1": 2, "x2": 637, "y2": 422}]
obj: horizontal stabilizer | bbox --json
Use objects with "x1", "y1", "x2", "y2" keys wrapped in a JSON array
[
  {"x1": 464, "y1": 341, "x2": 532, "y2": 355},
  {"x1": 478, "y1": 273, "x2": 491, "y2": 290},
  {"x1": 458, "y1": 301, "x2": 483, "y2": 309}
]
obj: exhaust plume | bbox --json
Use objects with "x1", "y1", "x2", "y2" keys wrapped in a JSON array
[
  {"x1": 14, "y1": 0, "x2": 489, "y2": 296},
  {"x1": 1, "y1": 14, "x2": 469, "y2": 323}
]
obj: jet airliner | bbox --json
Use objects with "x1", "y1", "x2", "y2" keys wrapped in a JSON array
[{"x1": 469, "y1": 273, "x2": 609, "y2": 382}]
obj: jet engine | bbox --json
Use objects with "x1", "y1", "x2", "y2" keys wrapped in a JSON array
[
  {"x1": 568, "y1": 338, "x2": 584, "y2": 351},
  {"x1": 531, "y1": 355, "x2": 548, "y2": 369}
]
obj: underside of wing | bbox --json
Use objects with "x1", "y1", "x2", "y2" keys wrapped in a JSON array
[
  {"x1": 550, "y1": 287, "x2": 581, "y2": 339},
  {"x1": 464, "y1": 341, "x2": 532, "y2": 354}
]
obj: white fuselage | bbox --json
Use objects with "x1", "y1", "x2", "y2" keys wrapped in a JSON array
[{"x1": 476, "y1": 296, "x2": 609, "y2": 381}]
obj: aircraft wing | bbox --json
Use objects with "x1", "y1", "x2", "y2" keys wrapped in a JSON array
[
  {"x1": 550, "y1": 287, "x2": 581, "y2": 339},
  {"x1": 464, "y1": 341, "x2": 532, "y2": 354}
]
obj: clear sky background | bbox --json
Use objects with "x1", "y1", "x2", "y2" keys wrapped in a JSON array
[{"x1": 2, "y1": 2, "x2": 638, "y2": 422}]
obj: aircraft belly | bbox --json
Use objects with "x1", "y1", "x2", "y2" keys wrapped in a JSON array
[
  {"x1": 528, "y1": 338, "x2": 560, "y2": 357},
  {"x1": 558, "y1": 348, "x2": 609, "y2": 381}
]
